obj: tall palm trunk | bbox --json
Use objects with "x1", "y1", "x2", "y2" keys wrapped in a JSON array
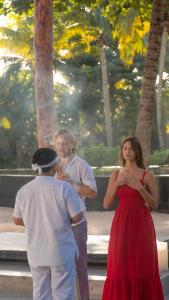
[
  {"x1": 34, "y1": 0, "x2": 57, "y2": 147},
  {"x1": 156, "y1": 25, "x2": 167, "y2": 150},
  {"x1": 99, "y1": 38, "x2": 113, "y2": 147},
  {"x1": 135, "y1": 0, "x2": 166, "y2": 166}
]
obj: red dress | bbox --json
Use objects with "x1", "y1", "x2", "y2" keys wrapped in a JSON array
[{"x1": 102, "y1": 171, "x2": 164, "y2": 300}]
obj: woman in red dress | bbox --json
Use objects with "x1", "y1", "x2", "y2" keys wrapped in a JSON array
[{"x1": 102, "y1": 136, "x2": 164, "y2": 300}]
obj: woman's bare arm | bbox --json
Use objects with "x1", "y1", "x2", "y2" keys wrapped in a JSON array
[
  {"x1": 139, "y1": 172, "x2": 158, "y2": 209},
  {"x1": 103, "y1": 171, "x2": 122, "y2": 209}
]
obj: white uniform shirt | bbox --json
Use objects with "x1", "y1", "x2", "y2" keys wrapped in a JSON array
[
  {"x1": 13, "y1": 176, "x2": 82, "y2": 266},
  {"x1": 62, "y1": 155, "x2": 97, "y2": 225}
]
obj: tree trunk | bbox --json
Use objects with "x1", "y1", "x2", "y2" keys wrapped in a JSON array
[
  {"x1": 99, "y1": 39, "x2": 113, "y2": 147},
  {"x1": 156, "y1": 26, "x2": 167, "y2": 150},
  {"x1": 135, "y1": 0, "x2": 166, "y2": 166},
  {"x1": 34, "y1": 0, "x2": 57, "y2": 147}
]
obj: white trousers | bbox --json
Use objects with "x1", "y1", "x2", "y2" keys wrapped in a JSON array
[{"x1": 30, "y1": 260, "x2": 75, "y2": 300}]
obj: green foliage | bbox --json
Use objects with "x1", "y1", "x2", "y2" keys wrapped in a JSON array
[
  {"x1": 0, "y1": 13, "x2": 33, "y2": 60},
  {"x1": 0, "y1": 59, "x2": 37, "y2": 168},
  {"x1": 78, "y1": 143, "x2": 120, "y2": 167},
  {"x1": 149, "y1": 149, "x2": 169, "y2": 165},
  {"x1": 0, "y1": 0, "x2": 33, "y2": 15},
  {"x1": 93, "y1": 166, "x2": 118, "y2": 176},
  {"x1": 79, "y1": 143, "x2": 169, "y2": 169},
  {"x1": 0, "y1": 0, "x2": 168, "y2": 169},
  {"x1": 77, "y1": 146, "x2": 169, "y2": 176},
  {"x1": 54, "y1": 48, "x2": 144, "y2": 148},
  {"x1": 99, "y1": 0, "x2": 152, "y2": 64}
]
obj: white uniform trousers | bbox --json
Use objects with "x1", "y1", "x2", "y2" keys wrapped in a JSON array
[{"x1": 30, "y1": 260, "x2": 75, "y2": 300}]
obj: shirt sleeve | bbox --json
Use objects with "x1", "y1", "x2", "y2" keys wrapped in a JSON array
[
  {"x1": 80, "y1": 161, "x2": 97, "y2": 192},
  {"x1": 63, "y1": 183, "x2": 84, "y2": 218},
  {"x1": 13, "y1": 190, "x2": 22, "y2": 218}
]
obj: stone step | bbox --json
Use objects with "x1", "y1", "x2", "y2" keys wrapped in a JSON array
[
  {"x1": 0, "y1": 232, "x2": 168, "y2": 299},
  {"x1": 161, "y1": 271, "x2": 169, "y2": 296},
  {"x1": 0, "y1": 233, "x2": 109, "y2": 266},
  {"x1": 0, "y1": 261, "x2": 32, "y2": 294},
  {"x1": 0, "y1": 261, "x2": 104, "y2": 300},
  {"x1": 0, "y1": 293, "x2": 169, "y2": 300},
  {"x1": 0, "y1": 293, "x2": 32, "y2": 300},
  {"x1": 0, "y1": 233, "x2": 110, "y2": 262},
  {"x1": 0, "y1": 261, "x2": 168, "y2": 298},
  {"x1": 1, "y1": 233, "x2": 168, "y2": 264}
]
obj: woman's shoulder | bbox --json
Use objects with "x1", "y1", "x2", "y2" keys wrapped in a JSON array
[
  {"x1": 110, "y1": 169, "x2": 120, "y2": 180},
  {"x1": 142, "y1": 169, "x2": 155, "y2": 183}
]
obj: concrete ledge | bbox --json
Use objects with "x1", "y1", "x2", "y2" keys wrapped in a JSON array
[
  {"x1": 0, "y1": 294, "x2": 32, "y2": 300},
  {"x1": 0, "y1": 261, "x2": 105, "y2": 299},
  {"x1": 0, "y1": 261, "x2": 168, "y2": 297},
  {"x1": 161, "y1": 271, "x2": 169, "y2": 295},
  {"x1": 0, "y1": 232, "x2": 169, "y2": 264}
]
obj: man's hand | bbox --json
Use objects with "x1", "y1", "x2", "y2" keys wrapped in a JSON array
[
  {"x1": 57, "y1": 171, "x2": 73, "y2": 184},
  {"x1": 75, "y1": 184, "x2": 97, "y2": 198},
  {"x1": 70, "y1": 212, "x2": 83, "y2": 224},
  {"x1": 13, "y1": 217, "x2": 24, "y2": 226}
]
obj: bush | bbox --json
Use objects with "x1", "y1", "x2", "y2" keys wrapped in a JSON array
[
  {"x1": 78, "y1": 145, "x2": 169, "y2": 175},
  {"x1": 150, "y1": 149, "x2": 169, "y2": 165},
  {"x1": 78, "y1": 144, "x2": 120, "y2": 167}
]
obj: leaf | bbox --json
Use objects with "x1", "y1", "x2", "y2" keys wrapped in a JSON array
[
  {"x1": 0, "y1": 117, "x2": 11, "y2": 129},
  {"x1": 166, "y1": 123, "x2": 169, "y2": 135},
  {"x1": 115, "y1": 79, "x2": 132, "y2": 90}
]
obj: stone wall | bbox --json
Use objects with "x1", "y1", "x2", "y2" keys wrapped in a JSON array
[
  {"x1": 0, "y1": 175, "x2": 33, "y2": 207},
  {"x1": 0, "y1": 175, "x2": 168, "y2": 212},
  {"x1": 158, "y1": 176, "x2": 169, "y2": 212}
]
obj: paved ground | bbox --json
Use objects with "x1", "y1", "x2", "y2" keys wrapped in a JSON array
[
  {"x1": 0, "y1": 207, "x2": 169, "y2": 300},
  {"x1": 0, "y1": 207, "x2": 169, "y2": 239},
  {"x1": 87, "y1": 210, "x2": 169, "y2": 237}
]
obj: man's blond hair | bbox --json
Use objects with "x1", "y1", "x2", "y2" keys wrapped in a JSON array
[{"x1": 54, "y1": 129, "x2": 77, "y2": 153}]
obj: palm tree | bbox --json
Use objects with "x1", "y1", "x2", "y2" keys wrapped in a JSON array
[
  {"x1": 34, "y1": 0, "x2": 57, "y2": 147},
  {"x1": 53, "y1": 6, "x2": 114, "y2": 146},
  {"x1": 99, "y1": 36, "x2": 113, "y2": 146},
  {"x1": 135, "y1": 0, "x2": 166, "y2": 166},
  {"x1": 156, "y1": 25, "x2": 168, "y2": 150}
]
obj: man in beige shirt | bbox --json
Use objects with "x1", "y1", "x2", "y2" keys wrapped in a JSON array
[{"x1": 54, "y1": 130, "x2": 97, "y2": 300}]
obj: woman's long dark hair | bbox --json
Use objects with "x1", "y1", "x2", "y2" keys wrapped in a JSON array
[{"x1": 120, "y1": 136, "x2": 145, "y2": 169}]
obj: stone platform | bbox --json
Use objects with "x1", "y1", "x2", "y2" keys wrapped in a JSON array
[
  {"x1": 0, "y1": 209, "x2": 169, "y2": 299},
  {"x1": 0, "y1": 231, "x2": 169, "y2": 300},
  {"x1": 0, "y1": 232, "x2": 169, "y2": 263}
]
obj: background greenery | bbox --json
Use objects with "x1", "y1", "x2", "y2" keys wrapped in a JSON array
[{"x1": 0, "y1": 0, "x2": 168, "y2": 169}]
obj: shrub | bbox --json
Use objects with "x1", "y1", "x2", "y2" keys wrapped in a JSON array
[
  {"x1": 78, "y1": 144, "x2": 120, "y2": 167},
  {"x1": 78, "y1": 145, "x2": 169, "y2": 175},
  {"x1": 149, "y1": 149, "x2": 169, "y2": 165}
]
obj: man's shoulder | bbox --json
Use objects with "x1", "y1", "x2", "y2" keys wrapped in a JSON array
[
  {"x1": 16, "y1": 177, "x2": 36, "y2": 195},
  {"x1": 55, "y1": 178, "x2": 72, "y2": 190},
  {"x1": 73, "y1": 155, "x2": 91, "y2": 167},
  {"x1": 17, "y1": 177, "x2": 70, "y2": 196}
]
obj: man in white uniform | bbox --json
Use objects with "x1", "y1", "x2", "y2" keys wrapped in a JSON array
[
  {"x1": 54, "y1": 130, "x2": 97, "y2": 300},
  {"x1": 13, "y1": 148, "x2": 83, "y2": 300}
]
